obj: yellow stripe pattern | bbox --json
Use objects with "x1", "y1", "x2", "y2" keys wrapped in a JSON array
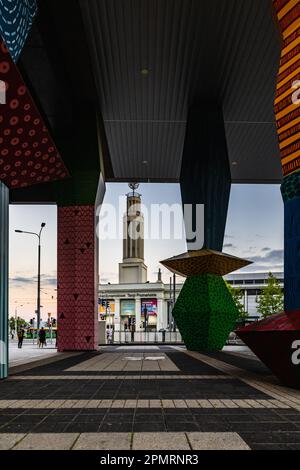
[{"x1": 274, "y1": 0, "x2": 300, "y2": 176}]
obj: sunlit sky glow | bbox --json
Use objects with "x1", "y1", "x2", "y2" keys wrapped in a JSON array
[{"x1": 9, "y1": 183, "x2": 283, "y2": 320}]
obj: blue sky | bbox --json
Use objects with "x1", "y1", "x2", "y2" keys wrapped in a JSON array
[{"x1": 9, "y1": 183, "x2": 283, "y2": 320}]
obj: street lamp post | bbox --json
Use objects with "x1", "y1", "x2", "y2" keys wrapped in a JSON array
[
  {"x1": 15, "y1": 223, "x2": 46, "y2": 330},
  {"x1": 14, "y1": 301, "x2": 23, "y2": 336}
]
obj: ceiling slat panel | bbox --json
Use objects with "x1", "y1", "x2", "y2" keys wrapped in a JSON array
[{"x1": 80, "y1": 0, "x2": 282, "y2": 182}]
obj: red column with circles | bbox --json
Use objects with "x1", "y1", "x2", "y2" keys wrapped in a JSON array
[{"x1": 57, "y1": 206, "x2": 98, "y2": 351}]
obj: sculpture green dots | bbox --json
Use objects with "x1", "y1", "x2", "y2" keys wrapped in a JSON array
[{"x1": 161, "y1": 249, "x2": 252, "y2": 351}]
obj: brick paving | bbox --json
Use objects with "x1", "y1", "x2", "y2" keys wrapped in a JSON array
[{"x1": 0, "y1": 346, "x2": 300, "y2": 449}]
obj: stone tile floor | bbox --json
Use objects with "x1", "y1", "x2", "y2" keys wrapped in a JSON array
[{"x1": 1, "y1": 346, "x2": 300, "y2": 450}]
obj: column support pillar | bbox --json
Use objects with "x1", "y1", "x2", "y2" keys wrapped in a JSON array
[
  {"x1": 281, "y1": 175, "x2": 300, "y2": 311},
  {"x1": 135, "y1": 298, "x2": 142, "y2": 331},
  {"x1": 0, "y1": 182, "x2": 9, "y2": 379},
  {"x1": 114, "y1": 298, "x2": 121, "y2": 330},
  {"x1": 57, "y1": 205, "x2": 98, "y2": 351},
  {"x1": 180, "y1": 105, "x2": 231, "y2": 251},
  {"x1": 157, "y1": 298, "x2": 164, "y2": 330}
]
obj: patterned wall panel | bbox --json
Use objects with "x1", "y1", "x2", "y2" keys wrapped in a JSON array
[
  {"x1": 0, "y1": 181, "x2": 8, "y2": 379},
  {"x1": 274, "y1": 0, "x2": 300, "y2": 176},
  {"x1": 57, "y1": 205, "x2": 98, "y2": 351},
  {"x1": 0, "y1": 0, "x2": 37, "y2": 62},
  {"x1": 0, "y1": 39, "x2": 69, "y2": 189}
]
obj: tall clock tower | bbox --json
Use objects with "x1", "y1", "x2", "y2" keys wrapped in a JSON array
[{"x1": 118, "y1": 184, "x2": 148, "y2": 284}]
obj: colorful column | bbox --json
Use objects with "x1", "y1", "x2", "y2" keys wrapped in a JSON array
[
  {"x1": 0, "y1": 0, "x2": 37, "y2": 62},
  {"x1": 236, "y1": 1, "x2": 300, "y2": 389},
  {"x1": 281, "y1": 177, "x2": 300, "y2": 310},
  {"x1": 57, "y1": 205, "x2": 98, "y2": 351},
  {"x1": 180, "y1": 105, "x2": 231, "y2": 251},
  {"x1": 169, "y1": 105, "x2": 238, "y2": 351},
  {"x1": 273, "y1": 0, "x2": 300, "y2": 311},
  {"x1": 0, "y1": 181, "x2": 9, "y2": 379}
]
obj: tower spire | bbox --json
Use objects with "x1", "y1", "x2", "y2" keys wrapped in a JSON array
[{"x1": 118, "y1": 184, "x2": 148, "y2": 283}]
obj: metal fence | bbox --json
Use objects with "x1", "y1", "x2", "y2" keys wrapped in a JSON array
[
  {"x1": 101, "y1": 330, "x2": 183, "y2": 345},
  {"x1": 100, "y1": 317, "x2": 260, "y2": 346}
]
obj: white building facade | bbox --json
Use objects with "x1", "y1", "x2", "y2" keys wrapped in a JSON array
[{"x1": 98, "y1": 280, "x2": 183, "y2": 331}]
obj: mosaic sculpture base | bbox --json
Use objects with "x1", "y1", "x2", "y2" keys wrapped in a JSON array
[{"x1": 173, "y1": 274, "x2": 239, "y2": 351}]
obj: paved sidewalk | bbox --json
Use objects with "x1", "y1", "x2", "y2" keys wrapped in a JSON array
[
  {"x1": 1, "y1": 345, "x2": 300, "y2": 450},
  {"x1": 9, "y1": 340, "x2": 57, "y2": 368}
]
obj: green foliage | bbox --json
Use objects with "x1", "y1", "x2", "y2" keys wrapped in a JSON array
[
  {"x1": 9, "y1": 316, "x2": 28, "y2": 332},
  {"x1": 225, "y1": 281, "x2": 248, "y2": 319},
  {"x1": 257, "y1": 272, "x2": 284, "y2": 318}
]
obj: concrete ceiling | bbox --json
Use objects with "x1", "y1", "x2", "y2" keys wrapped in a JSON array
[{"x1": 80, "y1": 0, "x2": 283, "y2": 183}]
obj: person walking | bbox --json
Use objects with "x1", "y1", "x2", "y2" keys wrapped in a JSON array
[
  {"x1": 17, "y1": 328, "x2": 24, "y2": 349},
  {"x1": 108, "y1": 326, "x2": 113, "y2": 344},
  {"x1": 38, "y1": 327, "x2": 46, "y2": 348},
  {"x1": 130, "y1": 322, "x2": 135, "y2": 343}
]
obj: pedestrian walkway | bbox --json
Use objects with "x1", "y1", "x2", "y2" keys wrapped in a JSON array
[
  {"x1": 1, "y1": 346, "x2": 300, "y2": 450},
  {"x1": 9, "y1": 340, "x2": 57, "y2": 369}
]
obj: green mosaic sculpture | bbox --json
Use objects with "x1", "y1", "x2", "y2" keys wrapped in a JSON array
[
  {"x1": 161, "y1": 249, "x2": 251, "y2": 352},
  {"x1": 173, "y1": 274, "x2": 239, "y2": 351}
]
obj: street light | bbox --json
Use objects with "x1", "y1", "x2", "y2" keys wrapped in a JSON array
[
  {"x1": 15, "y1": 222, "x2": 46, "y2": 330},
  {"x1": 14, "y1": 301, "x2": 23, "y2": 335}
]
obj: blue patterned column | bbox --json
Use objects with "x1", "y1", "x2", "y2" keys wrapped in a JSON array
[
  {"x1": 0, "y1": 0, "x2": 37, "y2": 62},
  {"x1": 0, "y1": 181, "x2": 9, "y2": 379},
  {"x1": 281, "y1": 171, "x2": 300, "y2": 311}
]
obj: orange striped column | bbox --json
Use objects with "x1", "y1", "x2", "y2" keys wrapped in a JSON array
[
  {"x1": 274, "y1": 0, "x2": 300, "y2": 176},
  {"x1": 274, "y1": 0, "x2": 300, "y2": 310}
]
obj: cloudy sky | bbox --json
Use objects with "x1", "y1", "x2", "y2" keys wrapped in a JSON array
[{"x1": 9, "y1": 183, "x2": 283, "y2": 320}]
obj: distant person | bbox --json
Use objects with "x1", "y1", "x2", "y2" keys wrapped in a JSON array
[
  {"x1": 38, "y1": 327, "x2": 46, "y2": 348},
  {"x1": 108, "y1": 326, "x2": 113, "y2": 344},
  {"x1": 131, "y1": 323, "x2": 135, "y2": 342},
  {"x1": 17, "y1": 329, "x2": 24, "y2": 349}
]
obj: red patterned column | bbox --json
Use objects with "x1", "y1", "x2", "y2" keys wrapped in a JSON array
[{"x1": 57, "y1": 205, "x2": 98, "y2": 351}]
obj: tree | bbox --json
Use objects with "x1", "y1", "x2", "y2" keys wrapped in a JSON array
[
  {"x1": 257, "y1": 272, "x2": 284, "y2": 318},
  {"x1": 225, "y1": 281, "x2": 248, "y2": 319},
  {"x1": 9, "y1": 316, "x2": 28, "y2": 333}
]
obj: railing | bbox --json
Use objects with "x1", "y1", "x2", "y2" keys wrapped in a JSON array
[
  {"x1": 100, "y1": 317, "x2": 260, "y2": 346},
  {"x1": 101, "y1": 330, "x2": 183, "y2": 345}
]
